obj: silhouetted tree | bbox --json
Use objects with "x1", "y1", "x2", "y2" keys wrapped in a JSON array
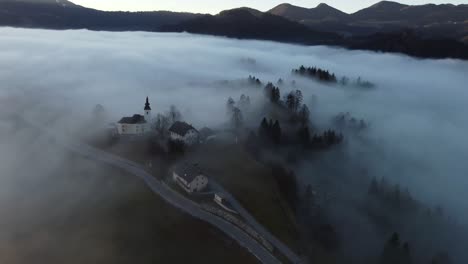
[
  {"x1": 153, "y1": 113, "x2": 170, "y2": 138},
  {"x1": 295, "y1": 90, "x2": 303, "y2": 109},
  {"x1": 380, "y1": 232, "x2": 401, "y2": 264},
  {"x1": 272, "y1": 87, "x2": 281, "y2": 103},
  {"x1": 231, "y1": 107, "x2": 243, "y2": 130},
  {"x1": 245, "y1": 131, "x2": 259, "y2": 156},
  {"x1": 271, "y1": 120, "x2": 282, "y2": 144},
  {"x1": 248, "y1": 75, "x2": 262, "y2": 86},
  {"x1": 431, "y1": 252, "x2": 452, "y2": 264},
  {"x1": 286, "y1": 92, "x2": 296, "y2": 112},
  {"x1": 298, "y1": 104, "x2": 310, "y2": 125},
  {"x1": 259, "y1": 117, "x2": 269, "y2": 139},
  {"x1": 369, "y1": 177, "x2": 380, "y2": 196},
  {"x1": 92, "y1": 104, "x2": 106, "y2": 121},
  {"x1": 402, "y1": 242, "x2": 412, "y2": 264},
  {"x1": 298, "y1": 126, "x2": 311, "y2": 145},
  {"x1": 238, "y1": 94, "x2": 251, "y2": 111},
  {"x1": 226, "y1": 97, "x2": 235, "y2": 115},
  {"x1": 168, "y1": 105, "x2": 182, "y2": 124},
  {"x1": 293, "y1": 65, "x2": 338, "y2": 83}
]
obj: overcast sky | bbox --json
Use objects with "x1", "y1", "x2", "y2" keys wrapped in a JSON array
[{"x1": 71, "y1": 0, "x2": 466, "y2": 14}]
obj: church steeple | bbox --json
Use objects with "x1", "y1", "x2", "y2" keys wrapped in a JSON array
[
  {"x1": 144, "y1": 96, "x2": 151, "y2": 111},
  {"x1": 144, "y1": 97, "x2": 152, "y2": 122}
]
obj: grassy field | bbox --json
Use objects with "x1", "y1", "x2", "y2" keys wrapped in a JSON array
[
  {"x1": 185, "y1": 142, "x2": 300, "y2": 253},
  {"x1": 0, "y1": 152, "x2": 258, "y2": 264}
]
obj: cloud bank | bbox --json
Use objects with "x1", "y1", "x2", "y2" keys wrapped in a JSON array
[{"x1": 0, "y1": 27, "x2": 467, "y2": 262}]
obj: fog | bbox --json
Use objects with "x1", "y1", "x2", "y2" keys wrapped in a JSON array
[{"x1": 0, "y1": 27, "x2": 467, "y2": 263}]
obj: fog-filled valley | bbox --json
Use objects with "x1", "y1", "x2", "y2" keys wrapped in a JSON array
[{"x1": 0, "y1": 27, "x2": 467, "y2": 264}]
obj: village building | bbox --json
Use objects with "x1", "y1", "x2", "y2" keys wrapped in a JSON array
[
  {"x1": 169, "y1": 121, "x2": 199, "y2": 145},
  {"x1": 116, "y1": 97, "x2": 152, "y2": 135},
  {"x1": 172, "y1": 163, "x2": 209, "y2": 193}
]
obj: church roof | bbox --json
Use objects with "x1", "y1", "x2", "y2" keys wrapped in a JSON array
[
  {"x1": 118, "y1": 114, "x2": 147, "y2": 124},
  {"x1": 169, "y1": 121, "x2": 197, "y2": 136}
]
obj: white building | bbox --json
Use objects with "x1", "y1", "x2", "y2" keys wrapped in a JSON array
[
  {"x1": 116, "y1": 97, "x2": 152, "y2": 135},
  {"x1": 169, "y1": 121, "x2": 199, "y2": 145},
  {"x1": 172, "y1": 163, "x2": 209, "y2": 193}
]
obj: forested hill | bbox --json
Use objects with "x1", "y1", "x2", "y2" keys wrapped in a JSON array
[
  {"x1": 0, "y1": 0, "x2": 200, "y2": 31},
  {"x1": 0, "y1": 0, "x2": 467, "y2": 60},
  {"x1": 161, "y1": 8, "x2": 341, "y2": 45}
]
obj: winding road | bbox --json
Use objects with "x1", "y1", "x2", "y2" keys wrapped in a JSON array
[{"x1": 22, "y1": 115, "x2": 302, "y2": 264}]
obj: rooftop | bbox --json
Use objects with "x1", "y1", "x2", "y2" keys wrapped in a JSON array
[
  {"x1": 169, "y1": 121, "x2": 197, "y2": 136},
  {"x1": 174, "y1": 163, "x2": 204, "y2": 183},
  {"x1": 118, "y1": 114, "x2": 147, "y2": 124}
]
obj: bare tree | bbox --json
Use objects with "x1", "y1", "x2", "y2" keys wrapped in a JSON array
[
  {"x1": 231, "y1": 107, "x2": 243, "y2": 130},
  {"x1": 167, "y1": 105, "x2": 182, "y2": 124},
  {"x1": 153, "y1": 113, "x2": 170, "y2": 139}
]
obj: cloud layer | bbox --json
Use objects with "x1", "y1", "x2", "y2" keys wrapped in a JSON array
[{"x1": 0, "y1": 27, "x2": 467, "y2": 262}]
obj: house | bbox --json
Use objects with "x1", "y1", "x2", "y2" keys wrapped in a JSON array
[
  {"x1": 116, "y1": 97, "x2": 152, "y2": 135},
  {"x1": 172, "y1": 163, "x2": 209, "y2": 193},
  {"x1": 169, "y1": 121, "x2": 199, "y2": 145}
]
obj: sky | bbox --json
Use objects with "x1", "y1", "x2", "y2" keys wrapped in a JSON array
[{"x1": 71, "y1": 0, "x2": 466, "y2": 14}]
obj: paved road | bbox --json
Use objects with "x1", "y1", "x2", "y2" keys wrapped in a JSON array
[
  {"x1": 22, "y1": 117, "x2": 284, "y2": 264},
  {"x1": 210, "y1": 181, "x2": 302, "y2": 264}
]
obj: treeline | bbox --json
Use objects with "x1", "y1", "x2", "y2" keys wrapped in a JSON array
[
  {"x1": 367, "y1": 178, "x2": 459, "y2": 264},
  {"x1": 368, "y1": 177, "x2": 452, "y2": 218},
  {"x1": 293, "y1": 65, "x2": 337, "y2": 83},
  {"x1": 334, "y1": 112, "x2": 368, "y2": 132},
  {"x1": 380, "y1": 232, "x2": 453, "y2": 264},
  {"x1": 226, "y1": 94, "x2": 251, "y2": 130},
  {"x1": 261, "y1": 82, "x2": 343, "y2": 148},
  {"x1": 292, "y1": 65, "x2": 376, "y2": 88},
  {"x1": 247, "y1": 75, "x2": 262, "y2": 86},
  {"x1": 340, "y1": 76, "x2": 375, "y2": 89}
]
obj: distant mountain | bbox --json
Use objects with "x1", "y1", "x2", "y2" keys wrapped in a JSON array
[
  {"x1": 351, "y1": 1, "x2": 408, "y2": 21},
  {"x1": 269, "y1": 1, "x2": 468, "y2": 41},
  {"x1": 0, "y1": 0, "x2": 200, "y2": 31},
  {"x1": 348, "y1": 30, "x2": 468, "y2": 60},
  {"x1": 0, "y1": 0, "x2": 466, "y2": 59},
  {"x1": 163, "y1": 7, "x2": 341, "y2": 45},
  {"x1": 268, "y1": 3, "x2": 349, "y2": 23}
]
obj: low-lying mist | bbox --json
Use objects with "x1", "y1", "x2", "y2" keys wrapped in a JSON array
[{"x1": 0, "y1": 27, "x2": 467, "y2": 263}]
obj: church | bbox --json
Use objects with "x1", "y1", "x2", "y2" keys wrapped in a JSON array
[{"x1": 116, "y1": 97, "x2": 152, "y2": 135}]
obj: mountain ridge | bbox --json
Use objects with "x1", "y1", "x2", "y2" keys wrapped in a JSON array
[{"x1": 0, "y1": 0, "x2": 466, "y2": 60}]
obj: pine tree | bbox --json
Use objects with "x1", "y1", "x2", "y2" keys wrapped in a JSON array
[
  {"x1": 298, "y1": 126, "x2": 310, "y2": 145},
  {"x1": 272, "y1": 120, "x2": 282, "y2": 144},
  {"x1": 298, "y1": 104, "x2": 310, "y2": 126},
  {"x1": 369, "y1": 177, "x2": 379, "y2": 196},
  {"x1": 431, "y1": 252, "x2": 452, "y2": 264},
  {"x1": 380, "y1": 232, "x2": 401, "y2": 264},
  {"x1": 231, "y1": 107, "x2": 243, "y2": 130},
  {"x1": 402, "y1": 242, "x2": 412, "y2": 264},
  {"x1": 286, "y1": 92, "x2": 296, "y2": 112},
  {"x1": 168, "y1": 105, "x2": 182, "y2": 124},
  {"x1": 259, "y1": 118, "x2": 269, "y2": 139},
  {"x1": 295, "y1": 90, "x2": 303, "y2": 111}
]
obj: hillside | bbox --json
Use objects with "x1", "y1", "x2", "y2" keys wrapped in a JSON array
[
  {"x1": 269, "y1": 1, "x2": 468, "y2": 41},
  {"x1": 163, "y1": 7, "x2": 341, "y2": 45},
  {"x1": 0, "y1": 127, "x2": 258, "y2": 264},
  {"x1": 0, "y1": 0, "x2": 199, "y2": 31},
  {"x1": 0, "y1": 0, "x2": 466, "y2": 59},
  {"x1": 268, "y1": 3, "x2": 349, "y2": 23}
]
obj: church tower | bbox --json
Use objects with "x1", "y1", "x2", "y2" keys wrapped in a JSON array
[{"x1": 144, "y1": 96, "x2": 152, "y2": 121}]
